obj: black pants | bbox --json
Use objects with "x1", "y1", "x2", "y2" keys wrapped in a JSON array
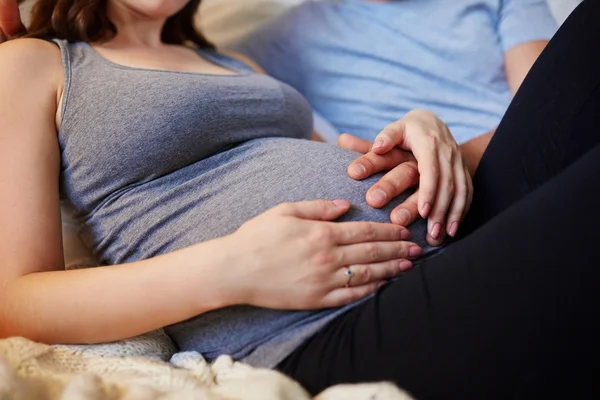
[{"x1": 278, "y1": 2, "x2": 600, "y2": 399}]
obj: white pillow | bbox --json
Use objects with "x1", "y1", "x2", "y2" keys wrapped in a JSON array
[{"x1": 198, "y1": 0, "x2": 313, "y2": 49}]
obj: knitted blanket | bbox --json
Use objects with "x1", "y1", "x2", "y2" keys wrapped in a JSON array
[{"x1": 0, "y1": 331, "x2": 414, "y2": 400}]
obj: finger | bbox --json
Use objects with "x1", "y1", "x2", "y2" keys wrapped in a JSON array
[
  {"x1": 365, "y1": 161, "x2": 419, "y2": 208},
  {"x1": 371, "y1": 120, "x2": 440, "y2": 217},
  {"x1": 332, "y1": 221, "x2": 411, "y2": 245},
  {"x1": 371, "y1": 120, "x2": 407, "y2": 154},
  {"x1": 0, "y1": 0, "x2": 25, "y2": 38},
  {"x1": 336, "y1": 241, "x2": 422, "y2": 266},
  {"x1": 320, "y1": 281, "x2": 386, "y2": 308},
  {"x1": 348, "y1": 149, "x2": 415, "y2": 180},
  {"x1": 338, "y1": 133, "x2": 373, "y2": 154},
  {"x1": 446, "y1": 159, "x2": 469, "y2": 237},
  {"x1": 390, "y1": 191, "x2": 420, "y2": 226},
  {"x1": 275, "y1": 200, "x2": 351, "y2": 221},
  {"x1": 336, "y1": 259, "x2": 414, "y2": 289},
  {"x1": 426, "y1": 147, "x2": 455, "y2": 245}
]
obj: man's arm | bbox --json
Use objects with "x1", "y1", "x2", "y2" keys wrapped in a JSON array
[
  {"x1": 504, "y1": 40, "x2": 548, "y2": 95},
  {"x1": 498, "y1": 0, "x2": 556, "y2": 94},
  {"x1": 0, "y1": 0, "x2": 25, "y2": 41},
  {"x1": 459, "y1": 130, "x2": 494, "y2": 176},
  {"x1": 460, "y1": 39, "x2": 549, "y2": 174}
]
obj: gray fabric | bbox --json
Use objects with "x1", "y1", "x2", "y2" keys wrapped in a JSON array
[{"x1": 54, "y1": 39, "x2": 442, "y2": 368}]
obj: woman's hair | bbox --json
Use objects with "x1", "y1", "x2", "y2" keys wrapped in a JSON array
[{"x1": 20, "y1": 0, "x2": 213, "y2": 48}]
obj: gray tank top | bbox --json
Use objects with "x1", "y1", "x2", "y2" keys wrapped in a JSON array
[{"x1": 54, "y1": 39, "x2": 441, "y2": 368}]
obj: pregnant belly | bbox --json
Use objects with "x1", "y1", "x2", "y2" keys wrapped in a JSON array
[{"x1": 85, "y1": 138, "x2": 436, "y2": 264}]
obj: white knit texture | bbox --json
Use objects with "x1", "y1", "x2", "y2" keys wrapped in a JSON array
[{"x1": 0, "y1": 334, "x2": 414, "y2": 400}]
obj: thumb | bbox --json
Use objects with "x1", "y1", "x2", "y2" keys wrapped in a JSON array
[
  {"x1": 275, "y1": 200, "x2": 351, "y2": 221},
  {"x1": 372, "y1": 120, "x2": 407, "y2": 154}
]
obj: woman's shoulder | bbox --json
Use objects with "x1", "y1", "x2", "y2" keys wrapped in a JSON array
[
  {"x1": 0, "y1": 38, "x2": 63, "y2": 80},
  {"x1": 0, "y1": 37, "x2": 61, "y2": 62}
]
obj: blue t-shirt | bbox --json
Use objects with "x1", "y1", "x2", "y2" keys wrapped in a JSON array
[{"x1": 235, "y1": 0, "x2": 557, "y2": 144}]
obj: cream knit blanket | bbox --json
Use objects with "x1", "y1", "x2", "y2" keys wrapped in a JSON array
[{"x1": 0, "y1": 331, "x2": 414, "y2": 400}]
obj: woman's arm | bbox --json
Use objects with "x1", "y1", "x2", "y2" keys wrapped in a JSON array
[
  {"x1": 0, "y1": 40, "x2": 416, "y2": 344},
  {"x1": 0, "y1": 39, "x2": 236, "y2": 344}
]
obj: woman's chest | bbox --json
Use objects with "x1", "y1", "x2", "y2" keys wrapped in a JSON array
[{"x1": 60, "y1": 70, "x2": 312, "y2": 180}]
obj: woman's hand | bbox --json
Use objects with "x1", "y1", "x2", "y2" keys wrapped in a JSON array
[
  {"x1": 224, "y1": 200, "x2": 422, "y2": 310},
  {"x1": 0, "y1": 0, "x2": 25, "y2": 42},
  {"x1": 341, "y1": 110, "x2": 473, "y2": 246}
]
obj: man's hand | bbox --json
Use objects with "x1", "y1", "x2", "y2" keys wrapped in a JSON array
[
  {"x1": 340, "y1": 111, "x2": 473, "y2": 246},
  {"x1": 339, "y1": 133, "x2": 422, "y2": 226},
  {"x1": 0, "y1": 0, "x2": 26, "y2": 42}
]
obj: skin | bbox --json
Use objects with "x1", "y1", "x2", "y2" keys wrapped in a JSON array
[
  {"x1": 1, "y1": 0, "x2": 475, "y2": 244},
  {"x1": 340, "y1": 0, "x2": 549, "y2": 245},
  {"x1": 0, "y1": 0, "x2": 24, "y2": 40},
  {"x1": 0, "y1": 0, "x2": 536, "y2": 345},
  {"x1": 0, "y1": 0, "x2": 424, "y2": 344}
]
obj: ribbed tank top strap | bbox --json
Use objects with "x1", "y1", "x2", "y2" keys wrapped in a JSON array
[{"x1": 51, "y1": 39, "x2": 75, "y2": 140}]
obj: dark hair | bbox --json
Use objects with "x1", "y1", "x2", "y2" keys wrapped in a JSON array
[{"x1": 19, "y1": 0, "x2": 213, "y2": 48}]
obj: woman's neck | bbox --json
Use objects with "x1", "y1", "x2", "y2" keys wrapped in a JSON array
[{"x1": 104, "y1": 2, "x2": 167, "y2": 49}]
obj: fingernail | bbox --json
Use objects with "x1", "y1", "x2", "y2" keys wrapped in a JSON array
[
  {"x1": 396, "y1": 208, "x2": 411, "y2": 226},
  {"x1": 398, "y1": 260, "x2": 413, "y2": 271},
  {"x1": 372, "y1": 138, "x2": 385, "y2": 150},
  {"x1": 399, "y1": 228, "x2": 411, "y2": 240},
  {"x1": 369, "y1": 189, "x2": 387, "y2": 205},
  {"x1": 430, "y1": 223, "x2": 441, "y2": 240},
  {"x1": 408, "y1": 246, "x2": 422, "y2": 259},
  {"x1": 421, "y1": 202, "x2": 432, "y2": 218},
  {"x1": 332, "y1": 200, "x2": 350, "y2": 208},
  {"x1": 350, "y1": 163, "x2": 366, "y2": 176},
  {"x1": 448, "y1": 221, "x2": 459, "y2": 237}
]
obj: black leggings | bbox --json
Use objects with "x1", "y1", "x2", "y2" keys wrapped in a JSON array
[{"x1": 277, "y1": 2, "x2": 600, "y2": 399}]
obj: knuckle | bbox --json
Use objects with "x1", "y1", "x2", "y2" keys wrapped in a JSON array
[
  {"x1": 312, "y1": 225, "x2": 334, "y2": 244},
  {"x1": 404, "y1": 163, "x2": 419, "y2": 182},
  {"x1": 362, "y1": 154, "x2": 378, "y2": 171},
  {"x1": 356, "y1": 265, "x2": 372, "y2": 283},
  {"x1": 366, "y1": 243, "x2": 380, "y2": 261},
  {"x1": 445, "y1": 178, "x2": 455, "y2": 195},
  {"x1": 425, "y1": 133, "x2": 439, "y2": 147},
  {"x1": 427, "y1": 163, "x2": 440, "y2": 180},
  {"x1": 441, "y1": 146, "x2": 454, "y2": 163},
  {"x1": 390, "y1": 260, "x2": 401, "y2": 275},
  {"x1": 311, "y1": 251, "x2": 336, "y2": 267},
  {"x1": 378, "y1": 180, "x2": 398, "y2": 197},
  {"x1": 316, "y1": 200, "x2": 330, "y2": 215},
  {"x1": 398, "y1": 243, "x2": 410, "y2": 258},
  {"x1": 362, "y1": 222, "x2": 377, "y2": 241}
]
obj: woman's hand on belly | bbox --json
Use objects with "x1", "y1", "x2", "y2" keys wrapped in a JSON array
[
  {"x1": 339, "y1": 110, "x2": 473, "y2": 247},
  {"x1": 221, "y1": 200, "x2": 422, "y2": 310}
]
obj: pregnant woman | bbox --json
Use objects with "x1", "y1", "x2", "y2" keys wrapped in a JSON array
[{"x1": 0, "y1": 0, "x2": 598, "y2": 399}]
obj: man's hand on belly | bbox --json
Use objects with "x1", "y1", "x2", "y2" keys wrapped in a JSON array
[{"x1": 338, "y1": 111, "x2": 473, "y2": 247}]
